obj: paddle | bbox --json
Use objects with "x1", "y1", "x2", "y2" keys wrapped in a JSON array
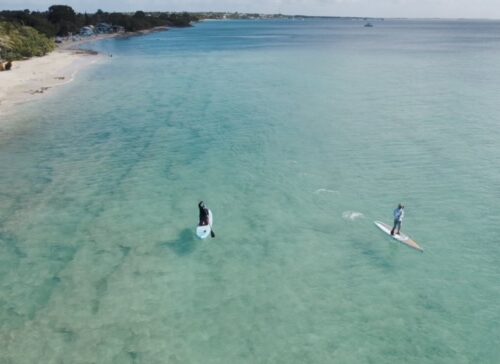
[{"x1": 210, "y1": 225, "x2": 215, "y2": 238}]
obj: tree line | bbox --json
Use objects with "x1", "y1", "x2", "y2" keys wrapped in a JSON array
[{"x1": 0, "y1": 5, "x2": 199, "y2": 37}]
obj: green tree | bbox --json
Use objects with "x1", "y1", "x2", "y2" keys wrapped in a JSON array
[
  {"x1": 84, "y1": 12, "x2": 90, "y2": 25},
  {"x1": 134, "y1": 11, "x2": 146, "y2": 19},
  {"x1": 48, "y1": 5, "x2": 76, "y2": 23}
]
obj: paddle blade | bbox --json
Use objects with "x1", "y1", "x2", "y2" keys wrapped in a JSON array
[{"x1": 210, "y1": 230, "x2": 215, "y2": 238}]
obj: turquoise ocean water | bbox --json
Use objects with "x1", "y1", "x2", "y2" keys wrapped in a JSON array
[{"x1": 1, "y1": 19, "x2": 500, "y2": 363}]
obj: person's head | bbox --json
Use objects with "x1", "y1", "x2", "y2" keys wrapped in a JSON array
[
  {"x1": 398, "y1": 203, "x2": 404, "y2": 209},
  {"x1": 199, "y1": 201, "x2": 205, "y2": 208}
]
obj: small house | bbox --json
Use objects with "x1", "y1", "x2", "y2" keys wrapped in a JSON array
[
  {"x1": 96, "y1": 23, "x2": 113, "y2": 34},
  {"x1": 80, "y1": 26, "x2": 94, "y2": 36},
  {"x1": 112, "y1": 25, "x2": 125, "y2": 33}
]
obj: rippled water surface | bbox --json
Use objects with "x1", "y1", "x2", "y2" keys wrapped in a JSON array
[{"x1": 1, "y1": 19, "x2": 500, "y2": 363}]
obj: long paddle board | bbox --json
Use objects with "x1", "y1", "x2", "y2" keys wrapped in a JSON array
[
  {"x1": 374, "y1": 220, "x2": 423, "y2": 252},
  {"x1": 196, "y1": 209, "x2": 213, "y2": 239}
]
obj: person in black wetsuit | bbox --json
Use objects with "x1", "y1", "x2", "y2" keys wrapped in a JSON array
[{"x1": 198, "y1": 201, "x2": 209, "y2": 226}]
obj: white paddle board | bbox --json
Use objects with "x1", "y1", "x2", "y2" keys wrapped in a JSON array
[
  {"x1": 196, "y1": 209, "x2": 213, "y2": 239},
  {"x1": 374, "y1": 221, "x2": 423, "y2": 252}
]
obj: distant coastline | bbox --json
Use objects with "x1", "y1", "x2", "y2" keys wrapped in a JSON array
[{"x1": 57, "y1": 25, "x2": 170, "y2": 51}]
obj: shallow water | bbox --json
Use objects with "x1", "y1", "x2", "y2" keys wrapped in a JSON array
[{"x1": 1, "y1": 19, "x2": 500, "y2": 363}]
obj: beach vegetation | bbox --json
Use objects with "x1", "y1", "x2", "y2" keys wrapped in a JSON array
[
  {"x1": 0, "y1": 10, "x2": 58, "y2": 37},
  {"x1": 0, "y1": 21, "x2": 55, "y2": 61}
]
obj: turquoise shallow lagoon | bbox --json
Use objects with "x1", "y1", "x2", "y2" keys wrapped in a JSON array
[{"x1": 1, "y1": 19, "x2": 500, "y2": 363}]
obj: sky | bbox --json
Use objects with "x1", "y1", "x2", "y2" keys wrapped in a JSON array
[{"x1": 1, "y1": 0, "x2": 500, "y2": 19}]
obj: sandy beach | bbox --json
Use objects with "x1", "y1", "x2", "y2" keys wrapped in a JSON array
[
  {"x1": 0, "y1": 49, "x2": 104, "y2": 117},
  {"x1": 0, "y1": 27, "x2": 169, "y2": 118}
]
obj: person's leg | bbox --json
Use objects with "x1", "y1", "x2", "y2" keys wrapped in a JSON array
[
  {"x1": 391, "y1": 220, "x2": 397, "y2": 235},
  {"x1": 396, "y1": 221, "x2": 401, "y2": 234}
]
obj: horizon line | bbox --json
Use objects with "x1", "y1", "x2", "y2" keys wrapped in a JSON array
[{"x1": 1, "y1": 7, "x2": 500, "y2": 21}]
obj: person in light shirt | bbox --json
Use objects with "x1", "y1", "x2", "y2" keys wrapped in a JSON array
[{"x1": 390, "y1": 204, "x2": 404, "y2": 236}]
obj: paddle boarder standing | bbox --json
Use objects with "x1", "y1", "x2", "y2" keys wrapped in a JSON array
[
  {"x1": 390, "y1": 204, "x2": 404, "y2": 235},
  {"x1": 198, "y1": 201, "x2": 209, "y2": 226}
]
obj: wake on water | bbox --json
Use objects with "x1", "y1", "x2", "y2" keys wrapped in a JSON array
[
  {"x1": 314, "y1": 188, "x2": 339, "y2": 194},
  {"x1": 342, "y1": 211, "x2": 364, "y2": 221}
]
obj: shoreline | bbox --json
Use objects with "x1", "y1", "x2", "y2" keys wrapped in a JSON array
[
  {"x1": 0, "y1": 27, "x2": 169, "y2": 118},
  {"x1": 57, "y1": 26, "x2": 169, "y2": 51},
  {"x1": 0, "y1": 49, "x2": 104, "y2": 118}
]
